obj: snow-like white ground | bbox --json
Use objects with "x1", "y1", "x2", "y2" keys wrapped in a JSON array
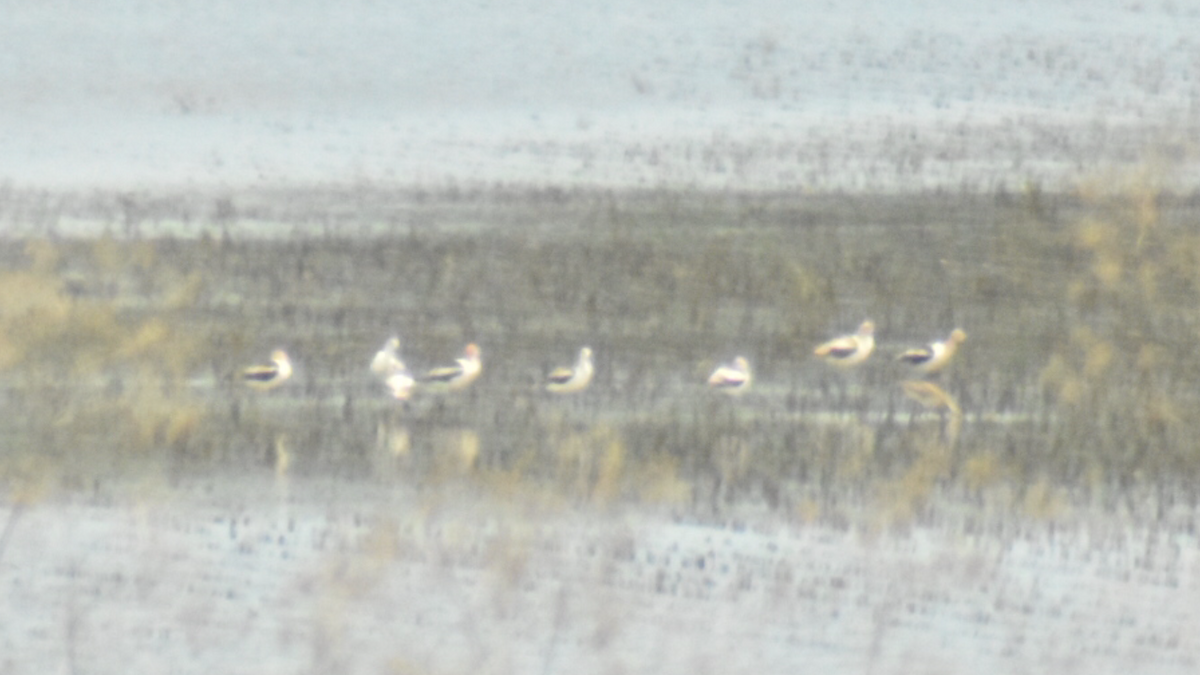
[
  {"x1": 2, "y1": 0, "x2": 1198, "y2": 192},
  {"x1": 3, "y1": 474, "x2": 1198, "y2": 675}
]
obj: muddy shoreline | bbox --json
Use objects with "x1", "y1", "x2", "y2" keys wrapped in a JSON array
[{"x1": 2, "y1": 187, "x2": 1200, "y2": 673}]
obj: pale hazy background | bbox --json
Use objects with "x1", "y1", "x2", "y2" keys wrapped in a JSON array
[{"x1": 2, "y1": 0, "x2": 1199, "y2": 191}]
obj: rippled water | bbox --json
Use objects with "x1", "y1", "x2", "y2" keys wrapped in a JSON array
[{"x1": 2, "y1": 189, "x2": 1200, "y2": 673}]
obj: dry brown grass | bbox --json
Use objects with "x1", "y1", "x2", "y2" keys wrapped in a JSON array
[{"x1": 0, "y1": 239, "x2": 209, "y2": 500}]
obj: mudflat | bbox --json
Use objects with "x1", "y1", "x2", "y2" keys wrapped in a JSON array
[{"x1": 1, "y1": 188, "x2": 1199, "y2": 673}]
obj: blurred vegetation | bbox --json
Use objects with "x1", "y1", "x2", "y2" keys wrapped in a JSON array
[
  {"x1": 1037, "y1": 170, "x2": 1200, "y2": 496},
  {"x1": 0, "y1": 236, "x2": 206, "y2": 498},
  {"x1": 1, "y1": 179, "x2": 1198, "y2": 529}
]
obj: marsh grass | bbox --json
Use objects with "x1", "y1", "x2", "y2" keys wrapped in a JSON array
[
  {"x1": 1033, "y1": 171, "x2": 1200, "y2": 498},
  {"x1": 2, "y1": 181, "x2": 1199, "y2": 527},
  {"x1": 0, "y1": 238, "x2": 208, "y2": 498}
]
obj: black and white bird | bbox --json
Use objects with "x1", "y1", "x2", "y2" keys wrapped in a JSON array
[
  {"x1": 242, "y1": 350, "x2": 293, "y2": 391},
  {"x1": 814, "y1": 320, "x2": 875, "y2": 368},
  {"x1": 707, "y1": 356, "x2": 751, "y2": 395},
  {"x1": 419, "y1": 343, "x2": 482, "y2": 392},
  {"x1": 546, "y1": 347, "x2": 594, "y2": 394},
  {"x1": 897, "y1": 328, "x2": 967, "y2": 375}
]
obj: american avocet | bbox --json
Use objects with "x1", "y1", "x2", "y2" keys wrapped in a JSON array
[
  {"x1": 370, "y1": 336, "x2": 405, "y2": 379},
  {"x1": 418, "y1": 343, "x2": 482, "y2": 392},
  {"x1": 814, "y1": 320, "x2": 875, "y2": 368},
  {"x1": 369, "y1": 336, "x2": 415, "y2": 399},
  {"x1": 707, "y1": 356, "x2": 751, "y2": 395},
  {"x1": 243, "y1": 349, "x2": 292, "y2": 391},
  {"x1": 384, "y1": 369, "x2": 416, "y2": 400},
  {"x1": 546, "y1": 346, "x2": 594, "y2": 394},
  {"x1": 897, "y1": 329, "x2": 967, "y2": 375}
]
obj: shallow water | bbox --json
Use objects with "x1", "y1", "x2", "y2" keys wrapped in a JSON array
[
  {"x1": 2, "y1": 189, "x2": 1200, "y2": 672},
  {"x1": 4, "y1": 0, "x2": 1200, "y2": 668},
  {"x1": 3, "y1": 473, "x2": 1198, "y2": 675},
  {"x1": 3, "y1": 0, "x2": 1199, "y2": 191}
]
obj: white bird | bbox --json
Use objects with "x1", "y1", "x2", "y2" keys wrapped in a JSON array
[
  {"x1": 369, "y1": 336, "x2": 415, "y2": 399},
  {"x1": 897, "y1": 328, "x2": 967, "y2": 375},
  {"x1": 546, "y1": 347, "x2": 594, "y2": 394},
  {"x1": 383, "y1": 369, "x2": 416, "y2": 400},
  {"x1": 418, "y1": 343, "x2": 482, "y2": 392},
  {"x1": 814, "y1": 320, "x2": 875, "y2": 368},
  {"x1": 242, "y1": 350, "x2": 292, "y2": 391},
  {"x1": 370, "y1": 336, "x2": 405, "y2": 378},
  {"x1": 707, "y1": 356, "x2": 751, "y2": 395}
]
